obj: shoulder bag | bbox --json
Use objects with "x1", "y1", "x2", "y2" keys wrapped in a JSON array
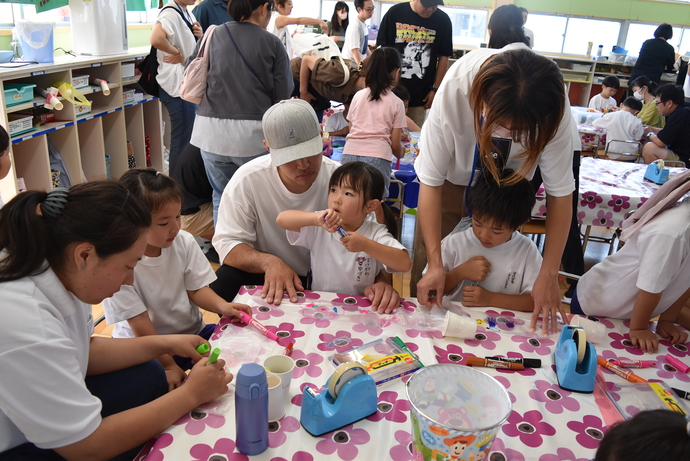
[{"x1": 179, "y1": 25, "x2": 217, "y2": 104}]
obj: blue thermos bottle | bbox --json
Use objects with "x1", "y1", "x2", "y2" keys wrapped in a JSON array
[{"x1": 235, "y1": 363, "x2": 269, "y2": 455}]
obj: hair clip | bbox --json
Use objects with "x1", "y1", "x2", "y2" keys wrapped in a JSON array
[{"x1": 41, "y1": 187, "x2": 69, "y2": 219}]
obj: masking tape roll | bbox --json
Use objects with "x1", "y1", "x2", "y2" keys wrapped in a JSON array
[
  {"x1": 327, "y1": 362, "x2": 367, "y2": 399},
  {"x1": 573, "y1": 328, "x2": 587, "y2": 365}
]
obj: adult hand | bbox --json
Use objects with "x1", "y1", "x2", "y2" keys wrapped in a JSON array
[
  {"x1": 365, "y1": 282, "x2": 400, "y2": 314},
  {"x1": 164, "y1": 363, "x2": 187, "y2": 391},
  {"x1": 422, "y1": 90, "x2": 436, "y2": 110},
  {"x1": 221, "y1": 303, "x2": 253, "y2": 322},
  {"x1": 163, "y1": 51, "x2": 184, "y2": 65},
  {"x1": 629, "y1": 328, "x2": 659, "y2": 354},
  {"x1": 417, "y1": 265, "x2": 445, "y2": 309},
  {"x1": 656, "y1": 320, "x2": 689, "y2": 345},
  {"x1": 192, "y1": 22, "x2": 203, "y2": 38},
  {"x1": 262, "y1": 259, "x2": 304, "y2": 305},
  {"x1": 529, "y1": 271, "x2": 567, "y2": 336},
  {"x1": 184, "y1": 357, "x2": 234, "y2": 405},
  {"x1": 461, "y1": 256, "x2": 490, "y2": 282},
  {"x1": 319, "y1": 21, "x2": 328, "y2": 33},
  {"x1": 461, "y1": 286, "x2": 488, "y2": 307},
  {"x1": 340, "y1": 232, "x2": 368, "y2": 252}
]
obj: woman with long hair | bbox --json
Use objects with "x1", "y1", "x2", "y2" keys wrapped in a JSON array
[
  {"x1": 328, "y1": 1, "x2": 349, "y2": 50},
  {"x1": 487, "y1": 4, "x2": 529, "y2": 50}
]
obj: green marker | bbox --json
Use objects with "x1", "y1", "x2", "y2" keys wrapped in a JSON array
[
  {"x1": 196, "y1": 343, "x2": 210, "y2": 354},
  {"x1": 207, "y1": 347, "x2": 221, "y2": 365},
  {"x1": 392, "y1": 336, "x2": 424, "y2": 368}
]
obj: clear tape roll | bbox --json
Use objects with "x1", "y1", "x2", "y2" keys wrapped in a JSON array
[
  {"x1": 573, "y1": 328, "x2": 587, "y2": 365},
  {"x1": 327, "y1": 362, "x2": 367, "y2": 399}
]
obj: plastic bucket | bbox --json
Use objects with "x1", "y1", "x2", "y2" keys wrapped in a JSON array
[
  {"x1": 406, "y1": 364, "x2": 512, "y2": 461},
  {"x1": 15, "y1": 21, "x2": 55, "y2": 63}
]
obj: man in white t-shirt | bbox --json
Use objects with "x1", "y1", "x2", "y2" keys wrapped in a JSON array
[
  {"x1": 212, "y1": 99, "x2": 400, "y2": 311},
  {"x1": 342, "y1": 0, "x2": 374, "y2": 66}
]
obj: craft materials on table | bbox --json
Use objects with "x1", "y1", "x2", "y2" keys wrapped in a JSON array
[{"x1": 597, "y1": 357, "x2": 648, "y2": 384}]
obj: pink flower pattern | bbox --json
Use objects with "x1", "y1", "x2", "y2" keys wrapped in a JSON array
[
  {"x1": 488, "y1": 437, "x2": 525, "y2": 461},
  {"x1": 607, "y1": 195, "x2": 630, "y2": 213},
  {"x1": 282, "y1": 290, "x2": 321, "y2": 304},
  {"x1": 266, "y1": 322, "x2": 305, "y2": 346},
  {"x1": 254, "y1": 303, "x2": 285, "y2": 321},
  {"x1": 389, "y1": 430, "x2": 414, "y2": 461},
  {"x1": 173, "y1": 410, "x2": 225, "y2": 435},
  {"x1": 510, "y1": 335, "x2": 555, "y2": 356},
  {"x1": 299, "y1": 306, "x2": 337, "y2": 329},
  {"x1": 658, "y1": 339, "x2": 690, "y2": 358},
  {"x1": 366, "y1": 390, "x2": 410, "y2": 422},
  {"x1": 539, "y1": 447, "x2": 591, "y2": 461},
  {"x1": 238, "y1": 285, "x2": 261, "y2": 296},
  {"x1": 134, "y1": 433, "x2": 172, "y2": 461},
  {"x1": 291, "y1": 350, "x2": 325, "y2": 378},
  {"x1": 593, "y1": 210, "x2": 614, "y2": 227},
  {"x1": 464, "y1": 327, "x2": 502, "y2": 351},
  {"x1": 268, "y1": 416, "x2": 301, "y2": 448},
  {"x1": 567, "y1": 414, "x2": 606, "y2": 449},
  {"x1": 581, "y1": 191, "x2": 602, "y2": 209},
  {"x1": 653, "y1": 353, "x2": 690, "y2": 382},
  {"x1": 502, "y1": 410, "x2": 556, "y2": 447},
  {"x1": 270, "y1": 452, "x2": 314, "y2": 461},
  {"x1": 405, "y1": 327, "x2": 443, "y2": 339},
  {"x1": 608, "y1": 332, "x2": 644, "y2": 356},
  {"x1": 317, "y1": 330, "x2": 364, "y2": 352},
  {"x1": 529, "y1": 379, "x2": 580, "y2": 413},
  {"x1": 352, "y1": 313, "x2": 383, "y2": 336},
  {"x1": 329, "y1": 293, "x2": 372, "y2": 311},
  {"x1": 190, "y1": 438, "x2": 248, "y2": 461},
  {"x1": 316, "y1": 424, "x2": 370, "y2": 461},
  {"x1": 434, "y1": 343, "x2": 475, "y2": 365},
  {"x1": 493, "y1": 375, "x2": 517, "y2": 403}
]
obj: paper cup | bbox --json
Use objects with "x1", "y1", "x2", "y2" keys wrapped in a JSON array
[
  {"x1": 406, "y1": 364, "x2": 512, "y2": 461},
  {"x1": 266, "y1": 372, "x2": 285, "y2": 422},
  {"x1": 443, "y1": 312, "x2": 477, "y2": 339},
  {"x1": 264, "y1": 355, "x2": 295, "y2": 397}
]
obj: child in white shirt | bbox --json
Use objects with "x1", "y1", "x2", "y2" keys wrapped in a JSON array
[
  {"x1": 589, "y1": 76, "x2": 620, "y2": 112},
  {"x1": 103, "y1": 168, "x2": 251, "y2": 390},
  {"x1": 276, "y1": 161, "x2": 411, "y2": 297},
  {"x1": 440, "y1": 170, "x2": 542, "y2": 311},
  {"x1": 593, "y1": 97, "x2": 645, "y2": 154}
]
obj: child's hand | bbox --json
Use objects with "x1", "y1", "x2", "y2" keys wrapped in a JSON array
[
  {"x1": 221, "y1": 303, "x2": 253, "y2": 322},
  {"x1": 629, "y1": 328, "x2": 659, "y2": 353},
  {"x1": 319, "y1": 209, "x2": 342, "y2": 232},
  {"x1": 300, "y1": 88, "x2": 316, "y2": 103},
  {"x1": 461, "y1": 286, "x2": 489, "y2": 307},
  {"x1": 340, "y1": 232, "x2": 368, "y2": 253},
  {"x1": 656, "y1": 320, "x2": 689, "y2": 345},
  {"x1": 165, "y1": 334, "x2": 206, "y2": 363},
  {"x1": 183, "y1": 357, "x2": 233, "y2": 405},
  {"x1": 164, "y1": 363, "x2": 187, "y2": 391},
  {"x1": 460, "y1": 256, "x2": 491, "y2": 282}
]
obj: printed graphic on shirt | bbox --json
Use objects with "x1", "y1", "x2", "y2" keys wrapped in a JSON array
[
  {"x1": 394, "y1": 23, "x2": 436, "y2": 80},
  {"x1": 361, "y1": 32, "x2": 369, "y2": 56},
  {"x1": 355, "y1": 256, "x2": 372, "y2": 282}
]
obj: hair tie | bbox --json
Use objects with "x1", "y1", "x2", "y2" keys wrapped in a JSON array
[{"x1": 41, "y1": 187, "x2": 69, "y2": 219}]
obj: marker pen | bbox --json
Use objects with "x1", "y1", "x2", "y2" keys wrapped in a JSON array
[
  {"x1": 609, "y1": 359, "x2": 655, "y2": 368},
  {"x1": 672, "y1": 387, "x2": 690, "y2": 401},
  {"x1": 206, "y1": 347, "x2": 221, "y2": 365},
  {"x1": 238, "y1": 311, "x2": 279, "y2": 342},
  {"x1": 392, "y1": 336, "x2": 425, "y2": 367},
  {"x1": 665, "y1": 354, "x2": 690, "y2": 373},
  {"x1": 486, "y1": 356, "x2": 542, "y2": 368},
  {"x1": 283, "y1": 342, "x2": 294, "y2": 356},
  {"x1": 324, "y1": 215, "x2": 348, "y2": 237},
  {"x1": 466, "y1": 357, "x2": 524, "y2": 370},
  {"x1": 597, "y1": 357, "x2": 648, "y2": 383}
]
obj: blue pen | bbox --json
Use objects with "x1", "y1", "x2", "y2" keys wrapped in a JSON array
[{"x1": 324, "y1": 215, "x2": 348, "y2": 237}]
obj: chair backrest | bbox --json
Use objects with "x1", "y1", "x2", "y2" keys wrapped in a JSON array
[{"x1": 604, "y1": 139, "x2": 641, "y2": 162}]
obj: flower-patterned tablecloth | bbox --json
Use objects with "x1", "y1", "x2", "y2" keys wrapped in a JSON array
[
  {"x1": 138, "y1": 288, "x2": 690, "y2": 461},
  {"x1": 532, "y1": 157, "x2": 687, "y2": 228}
]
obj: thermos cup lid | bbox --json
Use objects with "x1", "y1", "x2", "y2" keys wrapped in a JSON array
[{"x1": 236, "y1": 363, "x2": 268, "y2": 399}]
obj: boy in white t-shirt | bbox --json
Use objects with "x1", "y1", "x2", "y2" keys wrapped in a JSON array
[
  {"x1": 342, "y1": 0, "x2": 374, "y2": 66},
  {"x1": 440, "y1": 170, "x2": 542, "y2": 311},
  {"x1": 325, "y1": 104, "x2": 350, "y2": 136},
  {"x1": 589, "y1": 76, "x2": 620, "y2": 112},
  {"x1": 593, "y1": 97, "x2": 645, "y2": 154}
]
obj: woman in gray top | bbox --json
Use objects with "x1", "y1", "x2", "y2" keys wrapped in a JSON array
[{"x1": 190, "y1": 0, "x2": 294, "y2": 221}]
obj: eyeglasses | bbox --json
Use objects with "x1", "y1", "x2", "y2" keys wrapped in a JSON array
[
  {"x1": 364, "y1": 7, "x2": 376, "y2": 12},
  {"x1": 655, "y1": 100, "x2": 664, "y2": 106}
]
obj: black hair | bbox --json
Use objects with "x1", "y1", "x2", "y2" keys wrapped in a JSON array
[
  {"x1": 468, "y1": 169, "x2": 535, "y2": 231},
  {"x1": 602, "y1": 76, "x2": 620, "y2": 90},
  {"x1": 488, "y1": 4, "x2": 529, "y2": 49},
  {"x1": 228, "y1": 0, "x2": 273, "y2": 22},
  {"x1": 622, "y1": 96, "x2": 642, "y2": 112},
  {"x1": 120, "y1": 168, "x2": 183, "y2": 215},
  {"x1": 0, "y1": 181, "x2": 151, "y2": 282},
  {"x1": 654, "y1": 23, "x2": 673, "y2": 40},
  {"x1": 594, "y1": 410, "x2": 690, "y2": 461},
  {"x1": 366, "y1": 47, "x2": 401, "y2": 102},
  {"x1": 519, "y1": 7, "x2": 528, "y2": 14},
  {"x1": 354, "y1": 0, "x2": 367, "y2": 12},
  {"x1": 0, "y1": 125, "x2": 8, "y2": 155},
  {"x1": 630, "y1": 76, "x2": 658, "y2": 94},
  {"x1": 655, "y1": 83, "x2": 685, "y2": 106},
  {"x1": 392, "y1": 85, "x2": 411, "y2": 102},
  {"x1": 329, "y1": 161, "x2": 397, "y2": 235},
  {"x1": 330, "y1": 1, "x2": 349, "y2": 34}
]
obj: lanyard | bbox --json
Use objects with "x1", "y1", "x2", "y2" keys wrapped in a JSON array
[{"x1": 173, "y1": 1, "x2": 193, "y2": 27}]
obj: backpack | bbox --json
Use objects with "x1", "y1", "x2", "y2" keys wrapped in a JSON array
[{"x1": 137, "y1": 5, "x2": 195, "y2": 98}]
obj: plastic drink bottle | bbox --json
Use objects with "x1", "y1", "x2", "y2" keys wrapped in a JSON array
[{"x1": 235, "y1": 363, "x2": 269, "y2": 455}]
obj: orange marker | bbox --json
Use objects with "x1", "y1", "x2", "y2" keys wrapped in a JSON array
[
  {"x1": 597, "y1": 357, "x2": 648, "y2": 383},
  {"x1": 466, "y1": 357, "x2": 524, "y2": 370}
]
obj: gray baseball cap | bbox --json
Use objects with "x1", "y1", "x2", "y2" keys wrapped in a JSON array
[{"x1": 262, "y1": 99, "x2": 323, "y2": 167}]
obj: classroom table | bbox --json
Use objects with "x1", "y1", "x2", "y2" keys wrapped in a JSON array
[
  {"x1": 137, "y1": 288, "x2": 690, "y2": 461},
  {"x1": 531, "y1": 156, "x2": 687, "y2": 227}
]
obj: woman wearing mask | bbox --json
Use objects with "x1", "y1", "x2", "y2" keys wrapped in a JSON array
[
  {"x1": 328, "y1": 1, "x2": 349, "y2": 50},
  {"x1": 630, "y1": 76, "x2": 664, "y2": 128}
]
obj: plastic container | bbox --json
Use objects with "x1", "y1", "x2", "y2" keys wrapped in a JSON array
[
  {"x1": 406, "y1": 364, "x2": 512, "y2": 461},
  {"x1": 15, "y1": 21, "x2": 55, "y2": 63},
  {"x1": 7, "y1": 114, "x2": 33, "y2": 136},
  {"x1": 71, "y1": 75, "x2": 90, "y2": 89},
  {"x1": 235, "y1": 363, "x2": 268, "y2": 456},
  {"x1": 571, "y1": 63, "x2": 591, "y2": 72},
  {"x1": 609, "y1": 52, "x2": 626, "y2": 64},
  {"x1": 4, "y1": 82, "x2": 36, "y2": 107}
]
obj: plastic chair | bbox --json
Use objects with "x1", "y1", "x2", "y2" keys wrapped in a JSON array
[
  {"x1": 604, "y1": 140, "x2": 641, "y2": 163},
  {"x1": 386, "y1": 179, "x2": 405, "y2": 239},
  {"x1": 663, "y1": 159, "x2": 686, "y2": 168}
]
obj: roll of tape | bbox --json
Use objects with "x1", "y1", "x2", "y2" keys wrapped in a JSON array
[
  {"x1": 573, "y1": 328, "x2": 587, "y2": 365},
  {"x1": 327, "y1": 362, "x2": 367, "y2": 399}
]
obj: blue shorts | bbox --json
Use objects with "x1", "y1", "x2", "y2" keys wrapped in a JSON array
[
  {"x1": 570, "y1": 287, "x2": 585, "y2": 316},
  {"x1": 340, "y1": 154, "x2": 392, "y2": 199}
]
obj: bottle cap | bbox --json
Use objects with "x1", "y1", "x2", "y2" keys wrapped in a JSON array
[
  {"x1": 196, "y1": 343, "x2": 210, "y2": 354},
  {"x1": 235, "y1": 363, "x2": 268, "y2": 399},
  {"x1": 522, "y1": 358, "x2": 542, "y2": 368}
]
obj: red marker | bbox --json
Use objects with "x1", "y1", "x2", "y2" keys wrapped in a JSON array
[
  {"x1": 598, "y1": 357, "x2": 648, "y2": 383},
  {"x1": 283, "y1": 342, "x2": 294, "y2": 356},
  {"x1": 610, "y1": 359, "x2": 655, "y2": 368}
]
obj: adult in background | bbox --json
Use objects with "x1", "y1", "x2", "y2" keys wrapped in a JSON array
[
  {"x1": 268, "y1": 0, "x2": 328, "y2": 59},
  {"x1": 519, "y1": 7, "x2": 534, "y2": 49},
  {"x1": 342, "y1": 0, "x2": 375, "y2": 67},
  {"x1": 151, "y1": 0, "x2": 202, "y2": 172},
  {"x1": 212, "y1": 99, "x2": 400, "y2": 312},
  {"x1": 488, "y1": 4, "x2": 529, "y2": 49},
  {"x1": 629, "y1": 23, "x2": 676, "y2": 86},
  {"x1": 630, "y1": 76, "x2": 664, "y2": 128},
  {"x1": 328, "y1": 1, "x2": 349, "y2": 50},
  {"x1": 192, "y1": 0, "x2": 232, "y2": 32},
  {"x1": 642, "y1": 84, "x2": 690, "y2": 167},
  {"x1": 190, "y1": 0, "x2": 294, "y2": 223},
  {"x1": 376, "y1": 0, "x2": 452, "y2": 128},
  {"x1": 413, "y1": 46, "x2": 576, "y2": 335},
  {"x1": 0, "y1": 182, "x2": 230, "y2": 460}
]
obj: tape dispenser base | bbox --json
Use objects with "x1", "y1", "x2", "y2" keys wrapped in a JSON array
[
  {"x1": 554, "y1": 325, "x2": 597, "y2": 393},
  {"x1": 300, "y1": 362, "x2": 378, "y2": 436},
  {"x1": 644, "y1": 160, "x2": 669, "y2": 185}
]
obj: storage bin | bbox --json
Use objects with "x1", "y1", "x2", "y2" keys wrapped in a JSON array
[
  {"x1": 571, "y1": 63, "x2": 591, "y2": 72},
  {"x1": 609, "y1": 52, "x2": 626, "y2": 64},
  {"x1": 121, "y1": 63, "x2": 135, "y2": 80},
  {"x1": 4, "y1": 82, "x2": 36, "y2": 107},
  {"x1": 71, "y1": 74, "x2": 89, "y2": 89},
  {"x1": 7, "y1": 114, "x2": 33, "y2": 136},
  {"x1": 123, "y1": 89, "x2": 136, "y2": 104},
  {"x1": 74, "y1": 101, "x2": 92, "y2": 115},
  {"x1": 15, "y1": 21, "x2": 55, "y2": 63}
]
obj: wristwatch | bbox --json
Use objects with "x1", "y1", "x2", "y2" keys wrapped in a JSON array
[
  {"x1": 430, "y1": 86, "x2": 438, "y2": 92},
  {"x1": 646, "y1": 132, "x2": 655, "y2": 138}
]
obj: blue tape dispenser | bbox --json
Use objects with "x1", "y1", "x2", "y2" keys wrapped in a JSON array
[
  {"x1": 554, "y1": 325, "x2": 597, "y2": 393},
  {"x1": 644, "y1": 159, "x2": 669, "y2": 185},
  {"x1": 300, "y1": 362, "x2": 378, "y2": 436}
]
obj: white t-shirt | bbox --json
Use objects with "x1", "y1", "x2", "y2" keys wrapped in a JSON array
[
  {"x1": 588, "y1": 93, "x2": 617, "y2": 112},
  {"x1": 577, "y1": 199, "x2": 690, "y2": 319},
  {"x1": 287, "y1": 218, "x2": 407, "y2": 294},
  {"x1": 213, "y1": 155, "x2": 341, "y2": 277},
  {"x1": 325, "y1": 111, "x2": 349, "y2": 133},
  {"x1": 415, "y1": 43, "x2": 575, "y2": 197},
  {"x1": 523, "y1": 27, "x2": 534, "y2": 49},
  {"x1": 342, "y1": 16, "x2": 368, "y2": 63},
  {"x1": 269, "y1": 11, "x2": 292, "y2": 58},
  {"x1": 102, "y1": 230, "x2": 215, "y2": 338},
  {"x1": 439, "y1": 228, "x2": 542, "y2": 303},
  {"x1": 0, "y1": 267, "x2": 101, "y2": 452},
  {"x1": 592, "y1": 110, "x2": 645, "y2": 152},
  {"x1": 156, "y1": 1, "x2": 198, "y2": 97}
]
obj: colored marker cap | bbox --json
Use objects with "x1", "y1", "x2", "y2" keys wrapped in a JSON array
[
  {"x1": 208, "y1": 347, "x2": 221, "y2": 364},
  {"x1": 521, "y1": 358, "x2": 542, "y2": 368},
  {"x1": 196, "y1": 343, "x2": 210, "y2": 354}
]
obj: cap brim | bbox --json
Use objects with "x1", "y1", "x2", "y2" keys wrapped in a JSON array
[{"x1": 270, "y1": 134, "x2": 324, "y2": 167}]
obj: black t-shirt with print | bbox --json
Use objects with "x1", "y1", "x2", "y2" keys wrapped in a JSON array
[
  {"x1": 658, "y1": 102, "x2": 690, "y2": 167},
  {"x1": 377, "y1": 2, "x2": 453, "y2": 107}
]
